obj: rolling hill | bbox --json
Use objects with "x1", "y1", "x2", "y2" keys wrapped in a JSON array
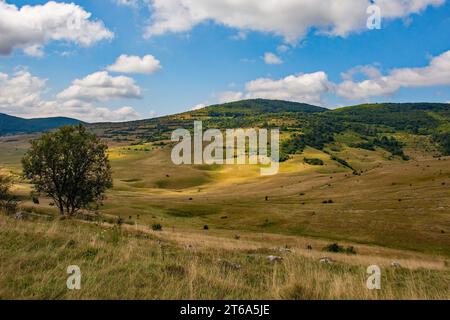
[
  {"x1": 87, "y1": 99, "x2": 450, "y2": 157},
  {"x1": 0, "y1": 99, "x2": 449, "y2": 299},
  {"x1": 0, "y1": 113, "x2": 84, "y2": 136}
]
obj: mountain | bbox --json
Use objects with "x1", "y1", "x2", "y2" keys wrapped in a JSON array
[
  {"x1": 0, "y1": 113, "x2": 85, "y2": 136},
  {"x1": 89, "y1": 99, "x2": 450, "y2": 158},
  {"x1": 194, "y1": 99, "x2": 327, "y2": 115},
  {"x1": 2, "y1": 99, "x2": 449, "y2": 156}
]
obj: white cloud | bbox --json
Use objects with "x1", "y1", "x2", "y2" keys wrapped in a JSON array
[
  {"x1": 0, "y1": 70, "x2": 140, "y2": 122},
  {"x1": 115, "y1": 0, "x2": 138, "y2": 7},
  {"x1": 0, "y1": 70, "x2": 46, "y2": 111},
  {"x1": 0, "y1": 1, "x2": 113, "y2": 56},
  {"x1": 263, "y1": 52, "x2": 283, "y2": 65},
  {"x1": 217, "y1": 72, "x2": 332, "y2": 105},
  {"x1": 23, "y1": 45, "x2": 44, "y2": 57},
  {"x1": 336, "y1": 50, "x2": 450, "y2": 99},
  {"x1": 217, "y1": 50, "x2": 450, "y2": 105},
  {"x1": 42, "y1": 100, "x2": 141, "y2": 122},
  {"x1": 217, "y1": 91, "x2": 244, "y2": 103},
  {"x1": 57, "y1": 71, "x2": 141, "y2": 102},
  {"x1": 277, "y1": 45, "x2": 290, "y2": 53},
  {"x1": 191, "y1": 103, "x2": 206, "y2": 110},
  {"x1": 148, "y1": 110, "x2": 158, "y2": 117},
  {"x1": 230, "y1": 31, "x2": 247, "y2": 40},
  {"x1": 144, "y1": 0, "x2": 444, "y2": 43},
  {"x1": 341, "y1": 65, "x2": 382, "y2": 81},
  {"x1": 107, "y1": 54, "x2": 162, "y2": 74},
  {"x1": 244, "y1": 72, "x2": 332, "y2": 105}
]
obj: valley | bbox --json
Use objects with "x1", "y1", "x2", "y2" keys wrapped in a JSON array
[{"x1": 0, "y1": 100, "x2": 449, "y2": 299}]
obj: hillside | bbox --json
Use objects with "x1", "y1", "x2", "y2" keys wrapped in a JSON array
[
  {"x1": 194, "y1": 99, "x2": 327, "y2": 115},
  {"x1": 88, "y1": 100, "x2": 450, "y2": 158},
  {"x1": 0, "y1": 99, "x2": 449, "y2": 299},
  {"x1": 0, "y1": 113, "x2": 84, "y2": 136}
]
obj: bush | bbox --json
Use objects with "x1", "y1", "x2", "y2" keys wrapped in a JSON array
[
  {"x1": 373, "y1": 136, "x2": 407, "y2": 159},
  {"x1": 0, "y1": 175, "x2": 18, "y2": 215},
  {"x1": 304, "y1": 158, "x2": 324, "y2": 166},
  {"x1": 323, "y1": 243, "x2": 357, "y2": 254},
  {"x1": 323, "y1": 243, "x2": 344, "y2": 253},
  {"x1": 433, "y1": 132, "x2": 450, "y2": 155},
  {"x1": 30, "y1": 192, "x2": 40, "y2": 204},
  {"x1": 350, "y1": 142, "x2": 376, "y2": 151},
  {"x1": 152, "y1": 223, "x2": 162, "y2": 231},
  {"x1": 345, "y1": 246, "x2": 357, "y2": 255}
]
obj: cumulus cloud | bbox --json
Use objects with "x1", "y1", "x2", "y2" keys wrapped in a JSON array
[
  {"x1": 115, "y1": 0, "x2": 138, "y2": 7},
  {"x1": 217, "y1": 91, "x2": 244, "y2": 104},
  {"x1": 0, "y1": 70, "x2": 140, "y2": 122},
  {"x1": 244, "y1": 72, "x2": 332, "y2": 105},
  {"x1": 0, "y1": 70, "x2": 46, "y2": 110},
  {"x1": 336, "y1": 50, "x2": 450, "y2": 99},
  {"x1": 229, "y1": 31, "x2": 247, "y2": 41},
  {"x1": 107, "y1": 54, "x2": 162, "y2": 74},
  {"x1": 263, "y1": 52, "x2": 283, "y2": 65},
  {"x1": 57, "y1": 71, "x2": 141, "y2": 102},
  {"x1": 0, "y1": 1, "x2": 113, "y2": 56},
  {"x1": 217, "y1": 50, "x2": 450, "y2": 104},
  {"x1": 191, "y1": 103, "x2": 206, "y2": 111},
  {"x1": 277, "y1": 45, "x2": 290, "y2": 53},
  {"x1": 144, "y1": 0, "x2": 444, "y2": 42},
  {"x1": 148, "y1": 110, "x2": 158, "y2": 117},
  {"x1": 340, "y1": 65, "x2": 382, "y2": 81},
  {"x1": 42, "y1": 100, "x2": 141, "y2": 122},
  {"x1": 216, "y1": 72, "x2": 332, "y2": 105}
]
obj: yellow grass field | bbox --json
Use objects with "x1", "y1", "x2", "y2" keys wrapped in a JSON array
[{"x1": 0, "y1": 134, "x2": 449, "y2": 299}]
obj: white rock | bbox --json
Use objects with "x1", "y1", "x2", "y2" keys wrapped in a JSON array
[
  {"x1": 319, "y1": 257, "x2": 335, "y2": 264},
  {"x1": 267, "y1": 255, "x2": 283, "y2": 262}
]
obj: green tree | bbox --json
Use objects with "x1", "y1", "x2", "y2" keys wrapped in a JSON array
[
  {"x1": 22, "y1": 125, "x2": 113, "y2": 216},
  {"x1": 0, "y1": 175, "x2": 11, "y2": 202},
  {"x1": 0, "y1": 175, "x2": 17, "y2": 214}
]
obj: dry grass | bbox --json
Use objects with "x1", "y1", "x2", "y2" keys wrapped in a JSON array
[
  {"x1": 0, "y1": 215, "x2": 448, "y2": 300},
  {"x1": 1, "y1": 134, "x2": 450, "y2": 300}
]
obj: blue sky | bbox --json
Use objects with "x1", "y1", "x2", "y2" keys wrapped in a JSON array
[{"x1": 0, "y1": 0, "x2": 449, "y2": 122}]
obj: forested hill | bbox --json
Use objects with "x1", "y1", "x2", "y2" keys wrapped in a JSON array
[
  {"x1": 0, "y1": 113, "x2": 84, "y2": 136},
  {"x1": 330, "y1": 103, "x2": 450, "y2": 133},
  {"x1": 86, "y1": 99, "x2": 449, "y2": 159},
  {"x1": 192, "y1": 99, "x2": 327, "y2": 116},
  {"x1": 1, "y1": 100, "x2": 449, "y2": 158}
]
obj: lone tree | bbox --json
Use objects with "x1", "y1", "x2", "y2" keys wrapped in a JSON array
[{"x1": 22, "y1": 125, "x2": 113, "y2": 216}]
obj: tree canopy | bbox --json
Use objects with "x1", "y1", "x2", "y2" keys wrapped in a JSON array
[{"x1": 22, "y1": 125, "x2": 113, "y2": 216}]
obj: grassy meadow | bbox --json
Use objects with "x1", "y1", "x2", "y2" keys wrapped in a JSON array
[{"x1": 0, "y1": 126, "x2": 449, "y2": 299}]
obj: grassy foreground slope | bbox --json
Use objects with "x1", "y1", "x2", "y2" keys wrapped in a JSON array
[{"x1": 0, "y1": 215, "x2": 449, "y2": 299}]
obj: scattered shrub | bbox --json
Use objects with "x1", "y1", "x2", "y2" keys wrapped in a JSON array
[
  {"x1": 152, "y1": 223, "x2": 162, "y2": 231},
  {"x1": 109, "y1": 226, "x2": 121, "y2": 245},
  {"x1": 82, "y1": 248, "x2": 99, "y2": 260},
  {"x1": 303, "y1": 158, "x2": 324, "y2": 166},
  {"x1": 30, "y1": 192, "x2": 40, "y2": 204},
  {"x1": 0, "y1": 175, "x2": 18, "y2": 215},
  {"x1": 323, "y1": 243, "x2": 343, "y2": 253},
  {"x1": 65, "y1": 239, "x2": 77, "y2": 249},
  {"x1": 323, "y1": 243, "x2": 357, "y2": 254}
]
